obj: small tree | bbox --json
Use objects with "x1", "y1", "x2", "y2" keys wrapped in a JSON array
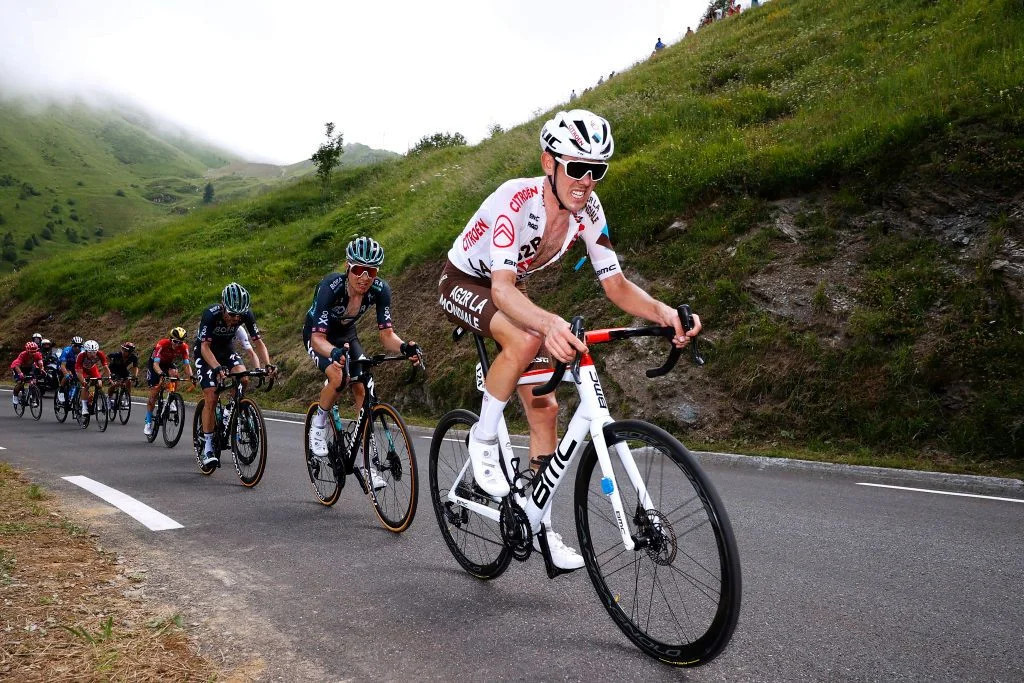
[
  {"x1": 409, "y1": 132, "x2": 467, "y2": 155},
  {"x1": 311, "y1": 122, "x2": 345, "y2": 195},
  {"x1": 487, "y1": 123, "x2": 504, "y2": 138},
  {"x1": 203, "y1": 182, "x2": 215, "y2": 203},
  {"x1": 22, "y1": 237, "x2": 34, "y2": 251}
]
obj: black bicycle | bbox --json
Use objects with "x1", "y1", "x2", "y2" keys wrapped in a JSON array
[
  {"x1": 13, "y1": 371, "x2": 44, "y2": 421},
  {"x1": 107, "y1": 377, "x2": 136, "y2": 425},
  {"x1": 53, "y1": 375, "x2": 76, "y2": 423},
  {"x1": 74, "y1": 377, "x2": 109, "y2": 431},
  {"x1": 192, "y1": 369, "x2": 271, "y2": 487},
  {"x1": 146, "y1": 374, "x2": 188, "y2": 447},
  {"x1": 302, "y1": 353, "x2": 420, "y2": 533}
]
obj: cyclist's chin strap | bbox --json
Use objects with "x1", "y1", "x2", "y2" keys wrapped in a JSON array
[{"x1": 545, "y1": 158, "x2": 570, "y2": 212}]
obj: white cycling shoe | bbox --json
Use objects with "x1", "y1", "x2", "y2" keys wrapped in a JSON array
[
  {"x1": 143, "y1": 422, "x2": 153, "y2": 436},
  {"x1": 534, "y1": 528, "x2": 585, "y2": 570},
  {"x1": 201, "y1": 451, "x2": 219, "y2": 468},
  {"x1": 308, "y1": 425, "x2": 328, "y2": 457},
  {"x1": 468, "y1": 425, "x2": 510, "y2": 498},
  {"x1": 360, "y1": 467, "x2": 387, "y2": 490}
]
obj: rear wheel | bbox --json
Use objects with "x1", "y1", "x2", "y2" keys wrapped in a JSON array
[
  {"x1": 94, "y1": 390, "x2": 109, "y2": 432},
  {"x1": 192, "y1": 398, "x2": 216, "y2": 475},
  {"x1": 162, "y1": 393, "x2": 185, "y2": 448},
  {"x1": 29, "y1": 385, "x2": 43, "y2": 421},
  {"x1": 230, "y1": 398, "x2": 267, "y2": 487},
  {"x1": 53, "y1": 388, "x2": 68, "y2": 423},
  {"x1": 428, "y1": 409, "x2": 511, "y2": 579},
  {"x1": 117, "y1": 387, "x2": 132, "y2": 424},
  {"x1": 303, "y1": 403, "x2": 342, "y2": 506},
  {"x1": 575, "y1": 420, "x2": 741, "y2": 667}
]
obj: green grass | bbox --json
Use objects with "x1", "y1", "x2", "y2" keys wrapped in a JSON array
[{"x1": 3, "y1": 0, "x2": 1023, "y2": 469}]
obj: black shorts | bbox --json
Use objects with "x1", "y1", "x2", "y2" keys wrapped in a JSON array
[
  {"x1": 193, "y1": 353, "x2": 243, "y2": 390},
  {"x1": 110, "y1": 366, "x2": 132, "y2": 381},
  {"x1": 303, "y1": 325, "x2": 363, "y2": 374},
  {"x1": 146, "y1": 359, "x2": 187, "y2": 387}
]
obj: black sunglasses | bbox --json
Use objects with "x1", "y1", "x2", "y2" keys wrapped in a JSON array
[{"x1": 554, "y1": 156, "x2": 609, "y2": 181}]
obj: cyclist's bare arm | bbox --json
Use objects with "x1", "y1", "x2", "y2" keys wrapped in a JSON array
[
  {"x1": 601, "y1": 273, "x2": 702, "y2": 347},
  {"x1": 491, "y1": 270, "x2": 587, "y2": 363},
  {"x1": 251, "y1": 336, "x2": 272, "y2": 369}
]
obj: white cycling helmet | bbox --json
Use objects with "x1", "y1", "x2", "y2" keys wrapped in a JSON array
[
  {"x1": 539, "y1": 109, "x2": 614, "y2": 161},
  {"x1": 83, "y1": 339, "x2": 100, "y2": 352}
]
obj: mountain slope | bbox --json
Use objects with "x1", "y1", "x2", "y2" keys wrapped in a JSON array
[{"x1": 3, "y1": 0, "x2": 1022, "y2": 470}]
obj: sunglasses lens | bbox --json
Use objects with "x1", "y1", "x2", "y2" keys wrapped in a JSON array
[
  {"x1": 565, "y1": 161, "x2": 608, "y2": 181},
  {"x1": 353, "y1": 265, "x2": 377, "y2": 278}
]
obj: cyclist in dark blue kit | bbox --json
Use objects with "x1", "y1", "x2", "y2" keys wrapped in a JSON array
[
  {"x1": 303, "y1": 236, "x2": 421, "y2": 467},
  {"x1": 194, "y1": 282, "x2": 277, "y2": 467}
]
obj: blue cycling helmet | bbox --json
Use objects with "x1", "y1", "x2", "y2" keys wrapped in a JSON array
[{"x1": 346, "y1": 236, "x2": 384, "y2": 267}]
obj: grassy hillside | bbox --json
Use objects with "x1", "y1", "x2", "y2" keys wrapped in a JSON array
[{"x1": 3, "y1": 0, "x2": 1022, "y2": 472}]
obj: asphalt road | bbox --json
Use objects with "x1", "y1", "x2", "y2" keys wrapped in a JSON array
[{"x1": 2, "y1": 390, "x2": 1022, "y2": 681}]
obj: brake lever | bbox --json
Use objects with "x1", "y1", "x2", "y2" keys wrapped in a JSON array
[
  {"x1": 569, "y1": 316, "x2": 584, "y2": 384},
  {"x1": 679, "y1": 304, "x2": 705, "y2": 366}
]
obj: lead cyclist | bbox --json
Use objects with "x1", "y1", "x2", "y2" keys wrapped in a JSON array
[{"x1": 438, "y1": 109, "x2": 701, "y2": 569}]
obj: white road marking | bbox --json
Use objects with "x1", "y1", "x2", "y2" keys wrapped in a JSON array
[
  {"x1": 0, "y1": 446, "x2": 6, "y2": 450},
  {"x1": 857, "y1": 483, "x2": 1024, "y2": 504},
  {"x1": 62, "y1": 476, "x2": 184, "y2": 530},
  {"x1": 418, "y1": 436, "x2": 528, "y2": 450},
  {"x1": 264, "y1": 417, "x2": 304, "y2": 425}
]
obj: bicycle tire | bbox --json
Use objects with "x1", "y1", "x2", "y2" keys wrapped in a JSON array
[
  {"x1": 53, "y1": 389, "x2": 68, "y2": 423},
  {"x1": 13, "y1": 389, "x2": 25, "y2": 417},
  {"x1": 146, "y1": 397, "x2": 161, "y2": 443},
  {"x1": 230, "y1": 398, "x2": 267, "y2": 487},
  {"x1": 29, "y1": 385, "x2": 43, "y2": 421},
  {"x1": 303, "y1": 403, "x2": 342, "y2": 506},
  {"x1": 162, "y1": 393, "x2": 186, "y2": 448},
  {"x1": 192, "y1": 398, "x2": 216, "y2": 475},
  {"x1": 94, "y1": 390, "x2": 108, "y2": 432},
  {"x1": 574, "y1": 419, "x2": 741, "y2": 667},
  {"x1": 363, "y1": 402, "x2": 418, "y2": 532},
  {"x1": 429, "y1": 409, "x2": 512, "y2": 580},
  {"x1": 117, "y1": 387, "x2": 132, "y2": 424}
]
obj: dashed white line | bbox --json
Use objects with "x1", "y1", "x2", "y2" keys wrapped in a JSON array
[
  {"x1": 62, "y1": 476, "x2": 184, "y2": 530},
  {"x1": 857, "y1": 482, "x2": 1024, "y2": 504}
]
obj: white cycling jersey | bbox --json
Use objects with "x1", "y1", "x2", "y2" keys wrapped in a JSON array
[
  {"x1": 234, "y1": 326, "x2": 253, "y2": 351},
  {"x1": 446, "y1": 177, "x2": 621, "y2": 282}
]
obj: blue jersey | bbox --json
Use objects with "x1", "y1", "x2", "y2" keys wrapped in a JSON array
[{"x1": 59, "y1": 346, "x2": 80, "y2": 366}]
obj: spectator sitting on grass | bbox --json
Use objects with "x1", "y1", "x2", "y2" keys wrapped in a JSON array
[{"x1": 654, "y1": 37, "x2": 665, "y2": 51}]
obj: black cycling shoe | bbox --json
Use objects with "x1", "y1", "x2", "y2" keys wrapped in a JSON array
[{"x1": 81, "y1": 414, "x2": 90, "y2": 429}]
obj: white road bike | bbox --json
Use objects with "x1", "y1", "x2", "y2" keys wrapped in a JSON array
[{"x1": 428, "y1": 306, "x2": 741, "y2": 667}]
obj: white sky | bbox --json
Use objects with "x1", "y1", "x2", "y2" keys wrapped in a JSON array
[{"x1": 0, "y1": 0, "x2": 710, "y2": 164}]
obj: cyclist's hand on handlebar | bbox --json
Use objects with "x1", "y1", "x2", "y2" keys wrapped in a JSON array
[
  {"x1": 266, "y1": 363, "x2": 278, "y2": 378},
  {"x1": 542, "y1": 314, "x2": 587, "y2": 363},
  {"x1": 656, "y1": 302, "x2": 701, "y2": 348},
  {"x1": 400, "y1": 342, "x2": 423, "y2": 367}
]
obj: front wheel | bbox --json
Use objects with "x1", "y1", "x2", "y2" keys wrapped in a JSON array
[
  {"x1": 146, "y1": 397, "x2": 161, "y2": 443},
  {"x1": 13, "y1": 389, "x2": 25, "y2": 418},
  {"x1": 53, "y1": 388, "x2": 68, "y2": 423},
  {"x1": 94, "y1": 391, "x2": 109, "y2": 432},
  {"x1": 116, "y1": 386, "x2": 133, "y2": 424},
  {"x1": 192, "y1": 398, "x2": 216, "y2": 475},
  {"x1": 574, "y1": 420, "x2": 741, "y2": 667},
  {"x1": 230, "y1": 398, "x2": 267, "y2": 487},
  {"x1": 363, "y1": 402, "x2": 418, "y2": 533},
  {"x1": 428, "y1": 409, "x2": 511, "y2": 580},
  {"x1": 303, "y1": 403, "x2": 342, "y2": 506},
  {"x1": 162, "y1": 393, "x2": 186, "y2": 448},
  {"x1": 29, "y1": 385, "x2": 43, "y2": 421}
]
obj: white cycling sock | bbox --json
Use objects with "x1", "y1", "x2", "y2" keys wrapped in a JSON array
[
  {"x1": 203, "y1": 432, "x2": 214, "y2": 449},
  {"x1": 313, "y1": 407, "x2": 328, "y2": 429},
  {"x1": 475, "y1": 389, "x2": 507, "y2": 442}
]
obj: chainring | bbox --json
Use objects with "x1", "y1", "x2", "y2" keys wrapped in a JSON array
[{"x1": 499, "y1": 498, "x2": 533, "y2": 561}]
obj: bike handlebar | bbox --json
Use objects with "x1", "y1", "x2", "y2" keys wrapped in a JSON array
[{"x1": 532, "y1": 304, "x2": 704, "y2": 396}]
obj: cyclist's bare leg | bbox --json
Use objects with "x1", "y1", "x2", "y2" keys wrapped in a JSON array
[
  {"x1": 146, "y1": 383, "x2": 160, "y2": 412},
  {"x1": 317, "y1": 363, "x2": 345, "y2": 410},
  {"x1": 485, "y1": 311, "x2": 543, "y2": 402},
  {"x1": 201, "y1": 387, "x2": 218, "y2": 433},
  {"x1": 352, "y1": 382, "x2": 366, "y2": 416},
  {"x1": 516, "y1": 385, "x2": 558, "y2": 468}
]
